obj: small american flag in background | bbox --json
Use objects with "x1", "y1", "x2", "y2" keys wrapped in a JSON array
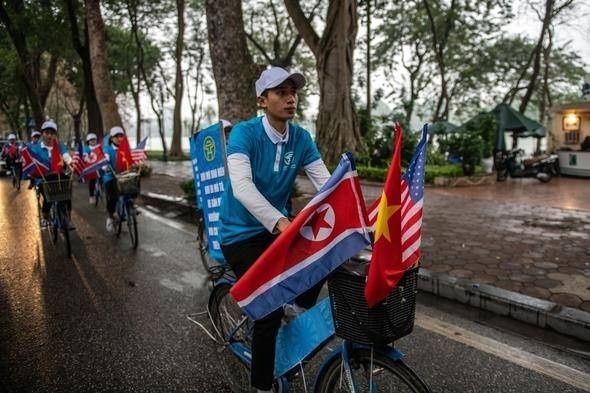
[
  {"x1": 132, "y1": 137, "x2": 148, "y2": 165},
  {"x1": 70, "y1": 142, "x2": 86, "y2": 178}
]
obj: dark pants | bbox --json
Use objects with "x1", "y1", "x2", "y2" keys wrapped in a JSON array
[
  {"x1": 88, "y1": 178, "x2": 97, "y2": 197},
  {"x1": 221, "y1": 232, "x2": 324, "y2": 391},
  {"x1": 105, "y1": 179, "x2": 118, "y2": 215}
]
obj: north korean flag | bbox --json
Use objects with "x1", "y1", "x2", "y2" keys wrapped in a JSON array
[
  {"x1": 79, "y1": 145, "x2": 108, "y2": 181},
  {"x1": 230, "y1": 153, "x2": 371, "y2": 320}
]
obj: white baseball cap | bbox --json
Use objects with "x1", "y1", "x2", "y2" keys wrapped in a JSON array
[
  {"x1": 31, "y1": 130, "x2": 41, "y2": 137},
  {"x1": 7, "y1": 133, "x2": 16, "y2": 140},
  {"x1": 41, "y1": 120, "x2": 57, "y2": 132},
  {"x1": 255, "y1": 67, "x2": 306, "y2": 97},
  {"x1": 109, "y1": 126, "x2": 125, "y2": 137},
  {"x1": 86, "y1": 132, "x2": 98, "y2": 142}
]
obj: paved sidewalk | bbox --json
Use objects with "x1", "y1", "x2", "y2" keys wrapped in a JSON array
[{"x1": 143, "y1": 161, "x2": 590, "y2": 327}]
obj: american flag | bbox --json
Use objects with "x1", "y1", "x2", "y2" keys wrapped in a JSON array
[
  {"x1": 366, "y1": 124, "x2": 427, "y2": 267},
  {"x1": 70, "y1": 142, "x2": 86, "y2": 178},
  {"x1": 131, "y1": 137, "x2": 148, "y2": 164}
]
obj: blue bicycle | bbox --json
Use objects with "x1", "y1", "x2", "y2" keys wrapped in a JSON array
[
  {"x1": 205, "y1": 262, "x2": 431, "y2": 393},
  {"x1": 114, "y1": 171, "x2": 140, "y2": 249},
  {"x1": 37, "y1": 176, "x2": 73, "y2": 257}
]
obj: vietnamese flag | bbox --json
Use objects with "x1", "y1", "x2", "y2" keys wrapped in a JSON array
[
  {"x1": 115, "y1": 135, "x2": 133, "y2": 172},
  {"x1": 50, "y1": 138, "x2": 64, "y2": 173},
  {"x1": 364, "y1": 123, "x2": 403, "y2": 307}
]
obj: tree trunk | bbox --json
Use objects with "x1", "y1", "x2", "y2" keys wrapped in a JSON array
[
  {"x1": 85, "y1": 0, "x2": 123, "y2": 131},
  {"x1": 519, "y1": 0, "x2": 553, "y2": 114},
  {"x1": 205, "y1": 0, "x2": 258, "y2": 123},
  {"x1": 170, "y1": 0, "x2": 185, "y2": 158},
  {"x1": 285, "y1": 0, "x2": 363, "y2": 165},
  {"x1": 365, "y1": 0, "x2": 371, "y2": 120},
  {"x1": 65, "y1": 0, "x2": 104, "y2": 137}
]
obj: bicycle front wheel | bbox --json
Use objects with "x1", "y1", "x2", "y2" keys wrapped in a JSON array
[
  {"x1": 126, "y1": 200, "x2": 138, "y2": 249},
  {"x1": 208, "y1": 283, "x2": 253, "y2": 393},
  {"x1": 315, "y1": 348, "x2": 431, "y2": 393}
]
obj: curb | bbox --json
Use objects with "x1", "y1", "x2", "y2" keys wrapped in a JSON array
[
  {"x1": 141, "y1": 190, "x2": 590, "y2": 342},
  {"x1": 351, "y1": 253, "x2": 590, "y2": 343},
  {"x1": 417, "y1": 268, "x2": 590, "y2": 342}
]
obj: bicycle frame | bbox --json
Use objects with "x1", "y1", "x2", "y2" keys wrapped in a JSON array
[
  {"x1": 312, "y1": 341, "x2": 405, "y2": 393},
  {"x1": 209, "y1": 271, "x2": 408, "y2": 393}
]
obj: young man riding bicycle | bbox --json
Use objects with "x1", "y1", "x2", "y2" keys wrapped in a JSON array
[
  {"x1": 30, "y1": 121, "x2": 73, "y2": 228},
  {"x1": 218, "y1": 67, "x2": 331, "y2": 393}
]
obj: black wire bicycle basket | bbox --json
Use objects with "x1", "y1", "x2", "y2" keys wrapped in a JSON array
[
  {"x1": 328, "y1": 260, "x2": 418, "y2": 346},
  {"x1": 41, "y1": 179, "x2": 72, "y2": 202},
  {"x1": 115, "y1": 172, "x2": 140, "y2": 197}
]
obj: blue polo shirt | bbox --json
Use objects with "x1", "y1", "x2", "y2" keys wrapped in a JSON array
[{"x1": 219, "y1": 116, "x2": 321, "y2": 245}]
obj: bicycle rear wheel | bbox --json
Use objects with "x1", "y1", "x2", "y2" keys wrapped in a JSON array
[
  {"x1": 14, "y1": 164, "x2": 21, "y2": 190},
  {"x1": 94, "y1": 181, "x2": 102, "y2": 207},
  {"x1": 208, "y1": 283, "x2": 254, "y2": 393},
  {"x1": 49, "y1": 204, "x2": 59, "y2": 244},
  {"x1": 196, "y1": 209, "x2": 215, "y2": 272},
  {"x1": 116, "y1": 199, "x2": 124, "y2": 237},
  {"x1": 58, "y1": 203, "x2": 71, "y2": 257},
  {"x1": 315, "y1": 348, "x2": 431, "y2": 393},
  {"x1": 126, "y1": 200, "x2": 138, "y2": 249}
]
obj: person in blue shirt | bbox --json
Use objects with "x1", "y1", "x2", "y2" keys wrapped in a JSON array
[
  {"x1": 30, "y1": 130, "x2": 41, "y2": 145},
  {"x1": 101, "y1": 126, "x2": 126, "y2": 232},
  {"x1": 84, "y1": 132, "x2": 101, "y2": 204},
  {"x1": 31, "y1": 121, "x2": 73, "y2": 227},
  {"x1": 218, "y1": 67, "x2": 331, "y2": 393}
]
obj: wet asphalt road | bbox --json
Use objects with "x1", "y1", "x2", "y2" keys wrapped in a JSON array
[{"x1": 1, "y1": 178, "x2": 589, "y2": 392}]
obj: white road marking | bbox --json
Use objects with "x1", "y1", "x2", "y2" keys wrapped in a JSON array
[
  {"x1": 137, "y1": 207, "x2": 195, "y2": 236},
  {"x1": 416, "y1": 314, "x2": 590, "y2": 392}
]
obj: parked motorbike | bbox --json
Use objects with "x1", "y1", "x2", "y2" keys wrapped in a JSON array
[{"x1": 495, "y1": 149, "x2": 559, "y2": 183}]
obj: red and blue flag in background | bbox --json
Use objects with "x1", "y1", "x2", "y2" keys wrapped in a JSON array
[
  {"x1": 230, "y1": 152, "x2": 371, "y2": 320},
  {"x1": 21, "y1": 146, "x2": 49, "y2": 178},
  {"x1": 79, "y1": 145, "x2": 108, "y2": 181}
]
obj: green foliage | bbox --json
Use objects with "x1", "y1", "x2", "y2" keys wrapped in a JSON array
[
  {"x1": 106, "y1": 25, "x2": 161, "y2": 96},
  {"x1": 358, "y1": 112, "x2": 418, "y2": 168},
  {"x1": 424, "y1": 164, "x2": 464, "y2": 183},
  {"x1": 426, "y1": 145, "x2": 447, "y2": 166},
  {"x1": 147, "y1": 150, "x2": 189, "y2": 161},
  {"x1": 180, "y1": 179, "x2": 196, "y2": 204},
  {"x1": 460, "y1": 112, "x2": 496, "y2": 158},
  {"x1": 439, "y1": 131, "x2": 483, "y2": 171}
]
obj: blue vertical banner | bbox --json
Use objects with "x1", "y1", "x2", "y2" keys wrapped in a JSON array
[{"x1": 189, "y1": 121, "x2": 228, "y2": 263}]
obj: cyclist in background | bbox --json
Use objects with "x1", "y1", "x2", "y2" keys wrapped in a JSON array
[
  {"x1": 1, "y1": 133, "x2": 20, "y2": 176},
  {"x1": 218, "y1": 67, "x2": 331, "y2": 393},
  {"x1": 26, "y1": 130, "x2": 42, "y2": 189},
  {"x1": 84, "y1": 132, "x2": 101, "y2": 205},
  {"x1": 102, "y1": 126, "x2": 126, "y2": 232},
  {"x1": 30, "y1": 130, "x2": 41, "y2": 145},
  {"x1": 31, "y1": 121, "x2": 73, "y2": 227}
]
